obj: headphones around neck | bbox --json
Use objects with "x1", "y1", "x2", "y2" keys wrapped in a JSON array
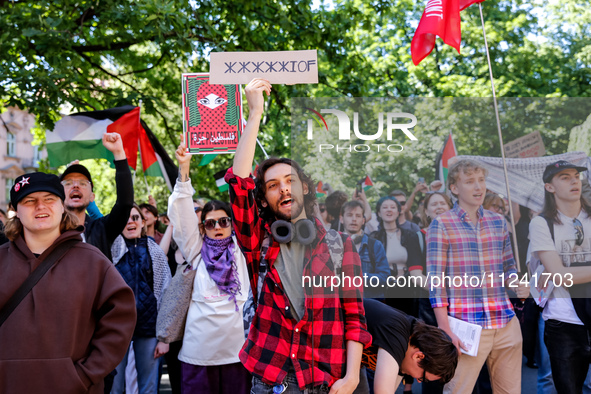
[{"x1": 271, "y1": 219, "x2": 317, "y2": 245}]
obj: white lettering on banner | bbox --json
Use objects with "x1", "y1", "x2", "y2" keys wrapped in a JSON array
[
  {"x1": 307, "y1": 111, "x2": 418, "y2": 141},
  {"x1": 425, "y1": 0, "x2": 443, "y2": 19}
]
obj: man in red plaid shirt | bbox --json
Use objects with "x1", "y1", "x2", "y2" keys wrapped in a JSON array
[{"x1": 225, "y1": 79, "x2": 372, "y2": 394}]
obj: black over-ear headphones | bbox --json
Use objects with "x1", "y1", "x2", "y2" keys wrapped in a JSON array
[{"x1": 271, "y1": 219, "x2": 317, "y2": 245}]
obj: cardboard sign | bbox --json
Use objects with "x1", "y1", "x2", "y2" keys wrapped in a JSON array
[
  {"x1": 181, "y1": 73, "x2": 244, "y2": 154},
  {"x1": 209, "y1": 50, "x2": 318, "y2": 85},
  {"x1": 503, "y1": 131, "x2": 546, "y2": 159}
]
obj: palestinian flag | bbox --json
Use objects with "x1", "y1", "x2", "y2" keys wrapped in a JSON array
[
  {"x1": 198, "y1": 154, "x2": 217, "y2": 166},
  {"x1": 316, "y1": 181, "x2": 327, "y2": 198},
  {"x1": 359, "y1": 175, "x2": 373, "y2": 191},
  {"x1": 139, "y1": 118, "x2": 178, "y2": 191},
  {"x1": 435, "y1": 133, "x2": 458, "y2": 187},
  {"x1": 46, "y1": 105, "x2": 177, "y2": 190},
  {"x1": 214, "y1": 168, "x2": 229, "y2": 193}
]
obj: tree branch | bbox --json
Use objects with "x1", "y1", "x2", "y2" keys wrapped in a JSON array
[
  {"x1": 78, "y1": 52, "x2": 143, "y2": 94},
  {"x1": 119, "y1": 53, "x2": 166, "y2": 76},
  {"x1": 71, "y1": 32, "x2": 214, "y2": 53}
]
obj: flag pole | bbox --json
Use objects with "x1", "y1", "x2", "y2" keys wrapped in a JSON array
[
  {"x1": 136, "y1": 99, "x2": 151, "y2": 195},
  {"x1": 478, "y1": 3, "x2": 521, "y2": 271},
  {"x1": 256, "y1": 138, "x2": 270, "y2": 159}
]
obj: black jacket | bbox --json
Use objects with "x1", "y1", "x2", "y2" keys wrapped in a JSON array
[
  {"x1": 84, "y1": 159, "x2": 134, "y2": 261},
  {"x1": 370, "y1": 225, "x2": 424, "y2": 276},
  {"x1": 0, "y1": 222, "x2": 8, "y2": 246}
]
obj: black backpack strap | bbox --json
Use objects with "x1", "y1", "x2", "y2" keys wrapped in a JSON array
[
  {"x1": 540, "y1": 214, "x2": 555, "y2": 242},
  {"x1": 0, "y1": 239, "x2": 79, "y2": 329}
]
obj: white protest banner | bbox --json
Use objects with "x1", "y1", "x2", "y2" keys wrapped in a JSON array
[
  {"x1": 503, "y1": 131, "x2": 546, "y2": 158},
  {"x1": 457, "y1": 151, "x2": 590, "y2": 212},
  {"x1": 209, "y1": 50, "x2": 318, "y2": 85}
]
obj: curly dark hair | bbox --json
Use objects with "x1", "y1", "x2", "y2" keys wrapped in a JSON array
[
  {"x1": 410, "y1": 320, "x2": 459, "y2": 384},
  {"x1": 254, "y1": 157, "x2": 317, "y2": 223}
]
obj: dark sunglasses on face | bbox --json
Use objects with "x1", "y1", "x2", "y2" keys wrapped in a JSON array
[
  {"x1": 203, "y1": 217, "x2": 232, "y2": 230},
  {"x1": 130, "y1": 214, "x2": 141, "y2": 222},
  {"x1": 319, "y1": 207, "x2": 326, "y2": 213},
  {"x1": 574, "y1": 218, "x2": 584, "y2": 246},
  {"x1": 418, "y1": 369, "x2": 434, "y2": 384}
]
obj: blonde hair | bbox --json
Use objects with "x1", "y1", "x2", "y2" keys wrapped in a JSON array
[
  {"x1": 4, "y1": 209, "x2": 79, "y2": 242},
  {"x1": 447, "y1": 159, "x2": 488, "y2": 197}
]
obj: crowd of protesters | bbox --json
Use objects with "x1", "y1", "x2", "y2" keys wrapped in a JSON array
[{"x1": 1, "y1": 79, "x2": 590, "y2": 394}]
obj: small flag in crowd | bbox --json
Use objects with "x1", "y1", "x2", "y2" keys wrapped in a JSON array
[
  {"x1": 411, "y1": 0, "x2": 485, "y2": 66},
  {"x1": 435, "y1": 133, "x2": 457, "y2": 186},
  {"x1": 316, "y1": 181, "x2": 327, "y2": 198},
  {"x1": 46, "y1": 105, "x2": 178, "y2": 190},
  {"x1": 359, "y1": 175, "x2": 373, "y2": 191},
  {"x1": 214, "y1": 168, "x2": 229, "y2": 193},
  {"x1": 199, "y1": 154, "x2": 217, "y2": 166}
]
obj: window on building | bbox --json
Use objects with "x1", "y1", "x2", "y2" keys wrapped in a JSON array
[{"x1": 7, "y1": 132, "x2": 16, "y2": 157}]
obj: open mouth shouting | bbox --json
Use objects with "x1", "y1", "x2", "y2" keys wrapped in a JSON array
[
  {"x1": 35, "y1": 213, "x2": 50, "y2": 220},
  {"x1": 279, "y1": 197, "x2": 293, "y2": 208},
  {"x1": 69, "y1": 190, "x2": 84, "y2": 203}
]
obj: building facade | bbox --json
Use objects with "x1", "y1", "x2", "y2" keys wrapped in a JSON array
[{"x1": 0, "y1": 107, "x2": 45, "y2": 212}]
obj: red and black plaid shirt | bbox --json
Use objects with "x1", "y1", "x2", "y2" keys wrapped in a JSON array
[{"x1": 225, "y1": 168, "x2": 372, "y2": 390}]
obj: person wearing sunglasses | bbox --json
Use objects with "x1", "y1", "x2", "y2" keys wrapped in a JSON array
[
  {"x1": 166, "y1": 138, "x2": 251, "y2": 394},
  {"x1": 110, "y1": 204, "x2": 172, "y2": 394},
  {"x1": 529, "y1": 160, "x2": 591, "y2": 394}
]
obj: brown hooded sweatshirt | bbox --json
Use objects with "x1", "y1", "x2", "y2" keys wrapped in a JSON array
[{"x1": 0, "y1": 228, "x2": 136, "y2": 394}]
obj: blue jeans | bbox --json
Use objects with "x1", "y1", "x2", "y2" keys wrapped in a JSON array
[
  {"x1": 544, "y1": 319, "x2": 591, "y2": 394},
  {"x1": 111, "y1": 337, "x2": 161, "y2": 394},
  {"x1": 536, "y1": 316, "x2": 556, "y2": 394}
]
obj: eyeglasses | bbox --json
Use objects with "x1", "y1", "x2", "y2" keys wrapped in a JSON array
[
  {"x1": 417, "y1": 369, "x2": 434, "y2": 384},
  {"x1": 61, "y1": 179, "x2": 91, "y2": 188},
  {"x1": 130, "y1": 214, "x2": 141, "y2": 222},
  {"x1": 574, "y1": 218, "x2": 584, "y2": 246},
  {"x1": 203, "y1": 217, "x2": 231, "y2": 230}
]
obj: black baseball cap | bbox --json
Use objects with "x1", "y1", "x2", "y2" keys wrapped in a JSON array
[
  {"x1": 11, "y1": 172, "x2": 66, "y2": 207},
  {"x1": 543, "y1": 160, "x2": 587, "y2": 183},
  {"x1": 60, "y1": 164, "x2": 94, "y2": 190}
]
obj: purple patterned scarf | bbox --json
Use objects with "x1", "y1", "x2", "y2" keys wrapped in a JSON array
[{"x1": 201, "y1": 234, "x2": 241, "y2": 311}]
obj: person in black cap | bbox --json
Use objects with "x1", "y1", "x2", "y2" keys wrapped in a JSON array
[
  {"x1": 529, "y1": 159, "x2": 591, "y2": 394},
  {"x1": 60, "y1": 132, "x2": 134, "y2": 261},
  {"x1": 0, "y1": 172, "x2": 136, "y2": 393}
]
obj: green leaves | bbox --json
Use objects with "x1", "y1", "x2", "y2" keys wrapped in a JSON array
[{"x1": 1, "y1": 0, "x2": 590, "y2": 203}]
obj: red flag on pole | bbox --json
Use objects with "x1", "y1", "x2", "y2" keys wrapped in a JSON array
[{"x1": 411, "y1": 0, "x2": 462, "y2": 66}]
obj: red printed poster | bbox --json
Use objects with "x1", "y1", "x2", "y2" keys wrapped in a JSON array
[{"x1": 181, "y1": 73, "x2": 244, "y2": 154}]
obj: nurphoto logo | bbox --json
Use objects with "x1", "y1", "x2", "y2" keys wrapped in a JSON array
[{"x1": 304, "y1": 107, "x2": 418, "y2": 153}]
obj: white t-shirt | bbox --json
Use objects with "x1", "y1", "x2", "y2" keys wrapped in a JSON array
[{"x1": 529, "y1": 210, "x2": 591, "y2": 325}]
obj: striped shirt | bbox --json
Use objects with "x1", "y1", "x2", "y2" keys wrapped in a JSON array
[{"x1": 426, "y1": 203, "x2": 517, "y2": 329}]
